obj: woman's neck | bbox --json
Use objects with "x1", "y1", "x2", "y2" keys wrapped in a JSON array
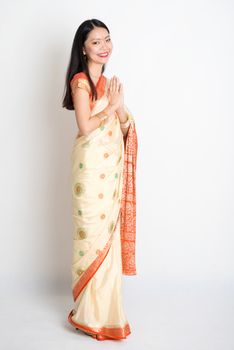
[{"x1": 87, "y1": 62, "x2": 103, "y2": 80}]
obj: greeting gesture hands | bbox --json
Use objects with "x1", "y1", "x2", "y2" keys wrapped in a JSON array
[{"x1": 107, "y1": 76, "x2": 124, "y2": 111}]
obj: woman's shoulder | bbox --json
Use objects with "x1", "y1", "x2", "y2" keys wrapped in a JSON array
[
  {"x1": 70, "y1": 71, "x2": 88, "y2": 85},
  {"x1": 70, "y1": 72, "x2": 108, "y2": 96},
  {"x1": 70, "y1": 71, "x2": 91, "y2": 95}
]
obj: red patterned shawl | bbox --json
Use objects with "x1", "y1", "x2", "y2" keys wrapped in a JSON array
[{"x1": 120, "y1": 120, "x2": 138, "y2": 275}]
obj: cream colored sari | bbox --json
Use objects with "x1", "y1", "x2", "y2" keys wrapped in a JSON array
[{"x1": 67, "y1": 73, "x2": 138, "y2": 340}]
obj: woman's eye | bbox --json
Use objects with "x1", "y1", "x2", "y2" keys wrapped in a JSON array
[{"x1": 93, "y1": 39, "x2": 111, "y2": 44}]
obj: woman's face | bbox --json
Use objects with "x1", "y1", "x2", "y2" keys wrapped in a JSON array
[{"x1": 83, "y1": 27, "x2": 113, "y2": 65}]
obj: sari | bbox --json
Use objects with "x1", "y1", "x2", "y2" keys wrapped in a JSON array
[{"x1": 67, "y1": 72, "x2": 138, "y2": 340}]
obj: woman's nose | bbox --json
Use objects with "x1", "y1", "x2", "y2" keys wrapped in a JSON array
[{"x1": 101, "y1": 41, "x2": 108, "y2": 51}]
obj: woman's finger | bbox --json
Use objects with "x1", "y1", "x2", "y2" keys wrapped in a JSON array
[
  {"x1": 116, "y1": 77, "x2": 121, "y2": 91},
  {"x1": 113, "y1": 76, "x2": 117, "y2": 91},
  {"x1": 116, "y1": 77, "x2": 119, "y2": 89},
  {"x1": 109, "y1": 77, "x2": 113, "y2": 91}
]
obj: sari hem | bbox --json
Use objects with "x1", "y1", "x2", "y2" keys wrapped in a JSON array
[
  {"x1": 122, "y1": 271, "x2": 137, "y2": 275},
  {"x1": 68, "y1": 310, "x2": 131, "y2": 340}
]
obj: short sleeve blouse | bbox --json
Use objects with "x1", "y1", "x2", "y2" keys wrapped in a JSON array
[{"x1": 70, "y1": 72, "x2": 91, "y2": 95}]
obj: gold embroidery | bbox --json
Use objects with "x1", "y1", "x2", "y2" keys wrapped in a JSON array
[
  {"x1": 74, "y1": 182, "x2": 85, "y2": 196},
  {"x1": 108, "y1": 220, "x2": 115, "y2": 233},
  {"x1": 77, "y1": 268, "x2": 84, "y2": 276},
  {"x1": 71, "y1": 78, "x2": 91, "y2": 95},
  {"x1": 77, "y1": 228, "x2": 87, "y2": 240}
]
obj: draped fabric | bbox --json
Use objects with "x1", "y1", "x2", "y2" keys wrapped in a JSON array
[{"x1": 67, "y1": 72, "x2": 138, "y2": 340}]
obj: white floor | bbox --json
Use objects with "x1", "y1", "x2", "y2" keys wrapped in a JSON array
[{"x1": 1, "y1": 277, "x2": 233, "y2": 350}]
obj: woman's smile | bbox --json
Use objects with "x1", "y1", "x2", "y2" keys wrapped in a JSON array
[{"x1": 98, "y1": 52, "x2": 109, "y2": 57}]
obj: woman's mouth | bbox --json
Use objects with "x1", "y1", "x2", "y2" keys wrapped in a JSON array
[{"x1": 98, "y1": 52, "x2": 109, "y2": 57}]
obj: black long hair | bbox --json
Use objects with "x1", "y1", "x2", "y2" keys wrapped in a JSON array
[{"x1": 62, "y1": 19, "x2": 110, "y2": 110}]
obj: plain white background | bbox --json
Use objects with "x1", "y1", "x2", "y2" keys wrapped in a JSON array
[{"x1": 1, "y1": 0, "x2": 234, "y2": 349}]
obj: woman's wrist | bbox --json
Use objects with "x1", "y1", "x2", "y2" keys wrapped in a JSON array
[
  {"x1": 116, "y1": 106, "x2": 128, "y2": 123},
  {"x1": 92, "y1": 104, "x2": 115, "y2": 123},
  {"x1": 105, "y1": 103, "x2": 116, "y2": 117},
  {"x1": 120, "y1": 118, "x2": 130, "y2": 128}
]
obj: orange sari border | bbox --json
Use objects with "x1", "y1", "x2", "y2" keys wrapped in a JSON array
[
  {"x1": 68, "y1": 310, "x2": 131, "y2": 340},
  {"x1": 120, "y1": 120, "x2": 138, "y2": 275},
  {"x1": 72, "y1": 212, "x2": 120, "y2": 302}
]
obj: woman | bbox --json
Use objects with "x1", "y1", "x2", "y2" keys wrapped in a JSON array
[{"x1": 62, "y1": 19, "x2": 138, "y2": 341}]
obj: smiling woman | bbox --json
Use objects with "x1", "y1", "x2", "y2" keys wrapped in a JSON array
[{"x1": 62, "y1": 19, "x2": 138, "y2": 341}]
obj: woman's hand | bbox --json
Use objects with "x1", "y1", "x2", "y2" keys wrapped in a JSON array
[{"x1": 107, "y1": 76, "x2": 124, "y2": 111}]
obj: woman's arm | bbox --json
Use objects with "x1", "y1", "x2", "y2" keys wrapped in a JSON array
[
  {"x1": 116, "y1": 106, "x2": 130, "y2": 137},
  {"x1": 73, "y1": 87, "x2": 115, "y2": 136},
  {"x1": 112, "y1": 77, "x2": 130, "y2": 137}
]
